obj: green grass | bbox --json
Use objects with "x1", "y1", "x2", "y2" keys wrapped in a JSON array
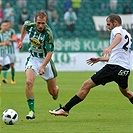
[{"x1": 0, "y1": 71, "x2": 133, "y2": 133}]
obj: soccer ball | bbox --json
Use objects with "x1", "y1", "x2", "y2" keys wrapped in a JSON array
[{"x1": 2, "y1": 109, "x2": 18, "y2": 125}]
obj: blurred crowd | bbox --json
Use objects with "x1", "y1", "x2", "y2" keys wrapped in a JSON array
[{"x1": 0, "y1": 0, "x2": 132, "y2": 37}]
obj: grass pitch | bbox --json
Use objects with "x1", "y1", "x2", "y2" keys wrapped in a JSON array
[{"x1": 0, "y1": 71, "x2": 133, "y2": 133}]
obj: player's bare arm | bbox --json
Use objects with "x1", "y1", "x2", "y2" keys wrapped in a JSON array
[
  {"x1": 38, "y1": 51, "x2": 53, "y2": 75},
  {"x1": 102, "y1": 33, "x2": 122, "y2": 56},
  {"x1": 0, "y1": 42, "x2": 6, "y2": 46},
  {"x1": 17, "y1": 25, "x2": 27, "y2": 49},
  {"x1": 8, "y1": 37, "x2": 17, "y2": 42},
  {"x1": 87, "y1": 56, "x2": 109, "y2": 66},
  {"x1": 0, "y1": 41, "x2": 10, "y2": 46},
  {"x1": 8, "y1": 34, "x2": 17, "y2": 42}
]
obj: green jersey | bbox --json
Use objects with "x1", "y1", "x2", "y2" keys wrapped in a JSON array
[
  {"x1": 7, "y1": 28, "x2": 16, "y2": 54},
  {"x1": 0, "y1": 30, "x2": 8, "y2": 57},
  {"x1": 24, "y1": 21, "x2": 54, "y2": 58}
]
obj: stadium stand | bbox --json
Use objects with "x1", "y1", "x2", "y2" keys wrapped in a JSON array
[{"x1": 2, "y1": 0, "x2": 132, "y2": 38}]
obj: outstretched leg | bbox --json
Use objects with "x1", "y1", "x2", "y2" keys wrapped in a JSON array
[
  {"x1": 64, "y1": 78, "x2": 96, "y2": 111},
  {"x1": 119, "y1": 86, "x2": 133, "y2": 104},
  {"x1": 46, "y1": 77, "x2": 59, "y2": 100},
  {"x1": 49, "y1": 78, "x2": 96, "y2": 116}
]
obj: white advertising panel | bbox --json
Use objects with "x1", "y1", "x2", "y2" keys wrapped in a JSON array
[{"x1": 15, "y1": 52, "x2": 133, "y2": 72}]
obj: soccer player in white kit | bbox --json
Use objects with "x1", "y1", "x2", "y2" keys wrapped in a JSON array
[{"x1": 49, "y1": 14, "x2": 133, "y2": 117}]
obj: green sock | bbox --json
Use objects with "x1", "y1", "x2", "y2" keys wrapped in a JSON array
[
  {"x1": 11, "y1": 69, "x2": 15, "y2": 81},
  {"x1": 27, "y1": 98, "x2": 35, "y2": 112},
  {"x1": 2, "y1": 71, "x2": 7, "y2": 79}
]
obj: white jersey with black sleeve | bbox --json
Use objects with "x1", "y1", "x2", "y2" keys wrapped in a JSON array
[{"x1": 108, "y1": 26, "x2": 132, "y2": 69}]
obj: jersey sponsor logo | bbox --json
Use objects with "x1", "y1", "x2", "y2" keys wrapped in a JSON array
[
  {"x1": 30, "y1": 47, "x2": 43, "y2": 53},
  {"x1": 30, "y1": 38, "x2": 41, "y2": 47}
]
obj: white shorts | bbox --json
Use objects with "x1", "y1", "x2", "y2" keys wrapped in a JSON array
[
  {"x1": 8, "y1": 54, "x2": 16, "y2": 63},
  {"x1": 25, "y1": 56, "x2": 57, "y2": 80},
  {"x1": 0, "y1": 56, "x2": 10, "y2": 66}
]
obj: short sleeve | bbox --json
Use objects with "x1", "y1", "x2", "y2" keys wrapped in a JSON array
[
  {"x1": 45, "y1": 30, "x2": 54, "y2": 51},
  {"x1": 112, "y1": 27, "x2": 121, "y2": 37},
  {"x1": 24, "y1": 20, "x2": 35, "y2": 30}
]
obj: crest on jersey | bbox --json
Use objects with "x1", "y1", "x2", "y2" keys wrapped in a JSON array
[{"x1": 30, "y1": 38, "x2": 41, "y2": 47}]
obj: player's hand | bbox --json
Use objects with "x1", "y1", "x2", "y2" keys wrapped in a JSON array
[
  {"x1": 17, "y1": 41, "x2": 23, "y2": 50},
  {"x1": 6, "y1": 42, "x2": 11, "y2": 46},
  {"x1": 3, "y1": 42, "x2": 7, "y2": 46},
  {"x1": 86, "y1": 58, "x2": 99, "y2": 66},
  {"x1": 102, "y1": 47, "x2": 111, "y2": 57},
  {"x1": 38, "y1": 67, "x2": 45, "y2": 75},
  {"x1": 8, "y1": 38, "x2": 12, "y2": 41},
  {"x1": 3, "y1": 41, "x2": 10, "y2": 46}
]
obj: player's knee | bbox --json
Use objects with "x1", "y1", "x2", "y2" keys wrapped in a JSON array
[
  {"x1": 10, "y1": 64, "x2": 14, "y2": 69},
  {"x1": 26, "y1": 79, "x2": 34, "y2": 88},
  {"x1": 121, "y1": 88, "x2": 132, "y2": 98},
  {"x1": 0, "y1": 65, "x2": 2, "y2": 70},
  {"x1": 126, "y1": 89, "x2": 133, "y2": 98},
  {"x1": 48, "y1": 87, "x2": 57, "y2": 96},
  {"x1": 82, "y1": 79, "x2": 95, "y2": 90}
]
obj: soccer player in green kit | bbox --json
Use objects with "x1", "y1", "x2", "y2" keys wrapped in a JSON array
[
  {"x1": 2, "y1": 20, "x2": 17, "y2": 84},
  {"x1": 17, "y1": 11, "x2": 59, "y2": 119},
  {"x1": 0, "y1": 20, "x2": 11, "y2": 85}
]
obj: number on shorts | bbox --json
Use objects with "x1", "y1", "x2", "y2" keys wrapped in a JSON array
[{"x1": 118, "y1": 70, "x2": 129, "y2": 76}]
